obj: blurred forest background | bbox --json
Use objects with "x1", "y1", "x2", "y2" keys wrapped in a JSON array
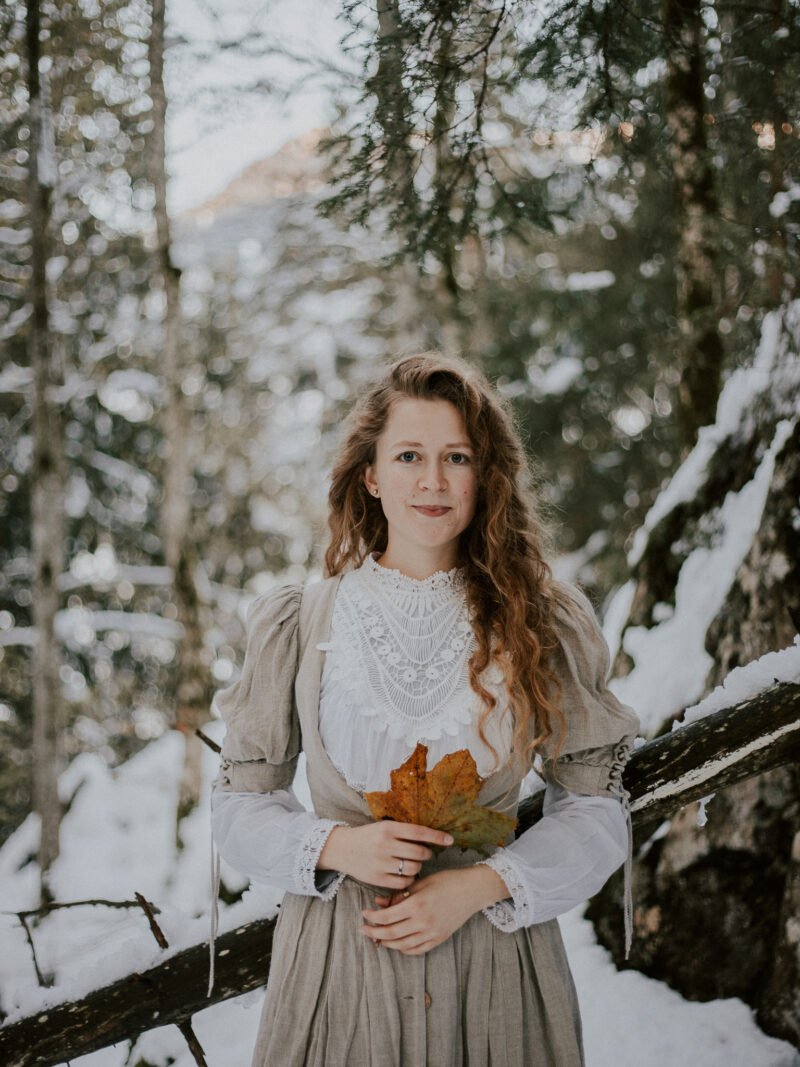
[{"x1": 1, "y1": 0, "x2": 799, "y2": 1061}]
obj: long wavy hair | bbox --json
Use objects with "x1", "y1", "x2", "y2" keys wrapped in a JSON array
[{"x1": 324, "y1": 351, "x2": 584, "y2": 774}]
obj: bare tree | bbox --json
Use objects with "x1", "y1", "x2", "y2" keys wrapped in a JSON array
[
  {"x1": 26, "y1": 0, "x2": 65, "y2": 904},
  {"x1": 147, "y1": 0, "x2": 212, "y2": 834}
]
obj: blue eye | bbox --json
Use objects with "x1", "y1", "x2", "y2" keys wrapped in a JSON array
[
  {"x1": 397, "y1": 451, "x2": 417, "y2": 462},
  {"x1": 449, "y1": 453, "x2": 470, "y2": 465}
]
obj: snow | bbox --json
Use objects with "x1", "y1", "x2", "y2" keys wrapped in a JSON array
[
  {"x1": 0, "y1": 225, "x2": 31, "y2": 245},
  {"x1": 1, "y1": 729, "x2": 797, "y2": 1067},
  {"x1": 527, "y1": 354, "x2": 584, "y2": 395},
  {"x1": 628, "y1": 305, "x2": 794, "y2": 568},
  {"x1": 612, "y1": 417, "x2": 796, "y2": 732},
  {"x1": 601, "y1": 578, "x2": 636, "y2": 665},
  {"x1": 675, "y1": 640, "x2": 800, "y2": 728},
  {"x1": 98, "y1": 369, "x2": 163, "y2": 423},
  {"x1": 769, "y1": 183, "x2": 800, "y2": 219},
  {"x1": 0, "y1": 306, "x2": 33, "y2": 343},
  {"x1": 565, "y1": 269, "x2": 616, "y2": 292}
]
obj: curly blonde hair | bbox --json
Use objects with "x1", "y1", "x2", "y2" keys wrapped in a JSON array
[{"x1": 324, "y1": 351, "x2": 580, "y2": 774}]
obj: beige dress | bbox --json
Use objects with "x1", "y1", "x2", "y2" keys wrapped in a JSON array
[{"x1": 212, "y1": 573, "x2": 639, "y2": 1067}]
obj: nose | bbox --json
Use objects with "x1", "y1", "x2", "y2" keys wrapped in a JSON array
[{"x1": 418, "y1": 459, "x2": 447, "y2": 492}]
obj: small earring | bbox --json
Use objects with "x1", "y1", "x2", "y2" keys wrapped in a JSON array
[{"x1": 373, "y1": 489, "x2": 379, "y2": 497}]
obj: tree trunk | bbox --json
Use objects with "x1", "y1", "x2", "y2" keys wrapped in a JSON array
[
  {"x1": 26, "y1": 0, "x2": 64, "y2": 904},
  {"x1": 1, "y1": 685, "x2": 797, "y2": 1066},
  {"x1": 147, "y1": 0, "x2": 211, "y2": 833},
  {"x1": 764, "y1": 0, "x2": 793, "y2": 308},
  {"x1": 663, "y1": 0, "x2": 724, "y2": 450}
]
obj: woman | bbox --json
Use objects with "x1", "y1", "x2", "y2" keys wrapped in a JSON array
[{"x1": 209, "y1": 352, "x2": 639, "y2": 1066}]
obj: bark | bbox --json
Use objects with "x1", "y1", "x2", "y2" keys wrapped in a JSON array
[
  {"x1": 147, "y1": 0, "x2": 212, "y2": 830},
  {"x1": 764, "y1": 0, "x2": 793, "y2": 307},
  {"x1": 373, "y1": 0, "x2": 418, "y2": 205},
  {"x1": 1, "y1": 684, "x2": 797, "y2": 1066},
  {"x1": 663, "y1": 0, "x2": 725, "y2": 450},
  {"x1": 26, "y1": 0, "x2": 65, "y2": 902}
]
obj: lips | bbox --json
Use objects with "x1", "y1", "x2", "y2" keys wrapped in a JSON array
[{"x1": 412, "y1": 505, "x2": 451, "y2": 517}]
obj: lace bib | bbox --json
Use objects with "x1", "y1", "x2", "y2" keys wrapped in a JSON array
[{"x1": 317, "y1": 553, "x2": 512, "y2": 793}]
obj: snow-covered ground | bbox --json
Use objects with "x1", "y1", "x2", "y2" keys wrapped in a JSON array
[{"x1": 1, "y1": 726, "x2": 797, "y2": 1067}]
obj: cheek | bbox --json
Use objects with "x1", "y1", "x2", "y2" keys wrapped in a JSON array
[{"x1": 459, "y1": 476, "x2": 478, "y2": 514}]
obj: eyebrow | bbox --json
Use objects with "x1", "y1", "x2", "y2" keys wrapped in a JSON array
[{"x1": 389, "y1": 440, "x2": 473, "y2": 450}]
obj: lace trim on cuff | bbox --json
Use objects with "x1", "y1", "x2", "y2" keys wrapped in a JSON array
[
  {"x1": 478, "y1": 850, "x2": 533, "y2": 932},
  {"x1": 296, "y1": 819, "x2": 347, "y2": 900}
]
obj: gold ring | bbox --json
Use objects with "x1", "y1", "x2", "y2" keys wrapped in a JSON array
[{"x1": 402, "y1": 890, "x2": 410, "y2": 898}]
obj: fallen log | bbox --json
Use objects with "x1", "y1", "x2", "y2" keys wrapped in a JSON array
[{"x1": 1, "y1": 681, "x2": 798, "y2": 1067}]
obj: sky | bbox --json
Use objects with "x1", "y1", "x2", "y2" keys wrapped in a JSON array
[{"x1": 166, "y1": 0, "x2": 355, "y2": 214}]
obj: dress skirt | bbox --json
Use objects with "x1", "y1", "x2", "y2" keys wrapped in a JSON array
[{"x1": 250, "y1": 870, "x2": 585, "y2": 1067}]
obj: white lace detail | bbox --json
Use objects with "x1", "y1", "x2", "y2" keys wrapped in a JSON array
[
  {"x1": 327, "y1": 752, "x2": 367, "y2": 795},
  {"x1": 324, "y1": 553, "x2": 485, "y2": 746},
  {"x1": 479, "y1": 851, "x2": 533, "y2": 931},
  {"x1": 362, "y1": 552, "x2": 465, "y2": 594},
  {"x1": 296, "y1": 819, "x2": 347, "y2": 900}
]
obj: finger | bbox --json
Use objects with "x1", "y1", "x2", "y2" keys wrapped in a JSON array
[
  {"x1": 373, "y1": 892, "x2": 403, "y2": 909},
  {"x1": 360, "y1": 918, "x2": 416, "y2": 944},
  {"x1": 394, "y1": 824, "x2": 454, "y2": 849},
  {"x1": 374, "y1": 931, "x2": 431, "y2": 952},
  {"x1": 388, "y1": 888, "x2": 414, "y2": 907},
  {"x1": 392, "y1": 844, "x2": 436, "y2": 864},
  {"x1": 390, "y1": 858, "x2": 422, "y2": 877},
  {"x1": 362, "y1": 902, "x2": 412, "y2": 926},
  {"x1": 399, "y1": 940, "x2": 438, "y2": 956},
  {"x1": 374, "y1": 873, "x2": 417, "y2": 892},
  {"x1": 364, "y1": 883, "x2": 415, "y2": 917}
]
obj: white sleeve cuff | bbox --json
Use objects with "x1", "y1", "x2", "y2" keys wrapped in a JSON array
[
  {"x1": 478, "y1": 849, "x2": 534, "y2": 932},
  {"x1": 295, "y1": 818, "x2": 348, "y2": 900}
]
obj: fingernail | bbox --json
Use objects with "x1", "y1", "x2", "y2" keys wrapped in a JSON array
[{"x1": 444, "y1": 835, "x2": 454, "y2": 845}]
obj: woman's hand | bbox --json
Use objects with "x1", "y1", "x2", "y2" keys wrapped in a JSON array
[
  {"x1": 359, "y1": 866, "x2": 510, "y2": 955},
  {"x1": 317, "y1": 822, "x2": 454, "y2": 891}
]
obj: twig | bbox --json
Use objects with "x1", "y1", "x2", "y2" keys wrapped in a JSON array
[
  {"x1": 134, "y1": 892, "x2": 169, "y2": 950},
  {"x1": 195, "y1": 727, "x2": 220, "y2": 754},
  {"x1": 18, "y1": 914, "x2": 48, "y2": 988},
  {"x1": 178, "y1": 1020, "x2": 209, "y2": 1067},
  {"x1": 5, "y1": 897, "x2": 163, "y2": 920}
]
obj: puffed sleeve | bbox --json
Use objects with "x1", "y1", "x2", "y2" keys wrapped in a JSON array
[
  {"x1": 538, "y1": 580, "x2": 640, "y2": 799},
  {"x1": 479, "y1": 581, "x2": 641, "y2": 959},
  {"x1": 207, "y1": 582, "x2": 348, "y2": 997},
  {"x1": 213, "y1": 583, "x2": 303, "y2": 793}
]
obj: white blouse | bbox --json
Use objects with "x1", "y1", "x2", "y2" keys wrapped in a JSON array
[{"x1": 211, "y1": 553, "x2": 629, "y2": 931}]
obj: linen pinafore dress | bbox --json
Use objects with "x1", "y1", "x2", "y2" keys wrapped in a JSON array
[{"x1": 212, "y1": 573, "x2": 639, "y2": 1067}]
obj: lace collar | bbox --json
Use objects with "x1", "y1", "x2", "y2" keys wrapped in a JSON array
[{"x1": 361, "y1": 551, "x2": 466, "y2": 597}]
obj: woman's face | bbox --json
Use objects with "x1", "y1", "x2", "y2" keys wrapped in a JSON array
[{"x1": 363, "y1": 397, "x2": 478, "y2": 570}]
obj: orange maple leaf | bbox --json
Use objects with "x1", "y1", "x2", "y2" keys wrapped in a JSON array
[{"x1": 364, "y1": 743, "x2": 517, "y2": 856}]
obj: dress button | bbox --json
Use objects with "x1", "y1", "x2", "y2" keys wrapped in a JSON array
[{"x1": 424, "y1": 991, "x2": 432, "y2": 1009}]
